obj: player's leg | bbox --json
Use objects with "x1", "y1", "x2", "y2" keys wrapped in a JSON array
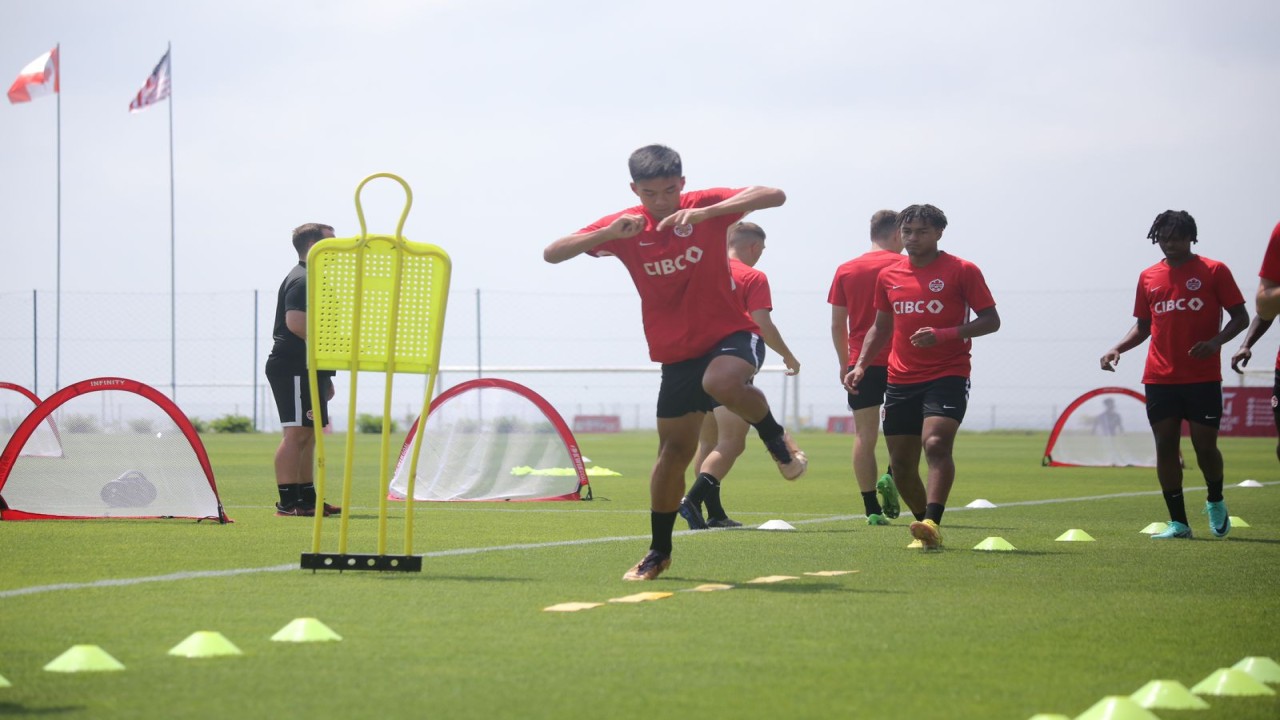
[
  {"x1": 1272, "y1": 369, "x2": 1280, "y2": 463},
  {"x1": 702, "y1": 332, "x2": 806, "y2": 480},
  {"x1": 1186, "y1": 381, "x2": 1229, "y2": 537},
  {"x1": 268, "y1": 372, "x2": 313, "y2": 517},
  {"x1": 1145, "y1": 384, "x2": 1192, "y2": 538},
  {"x1": 679, "y1": 412, "x2": 719, "y2": 529},
  {"x1": 698, "y1": 405, "x2": 749, "y2": 527},
  {"x1": 850, "y1": 365, "x2": 894, "y2": 522},
  {"x1": 918, "y1": 376, "x2": 969, "y2": 524},
  {"x1": 882, "y1": 381, "x2": 926, "y2": 520}
]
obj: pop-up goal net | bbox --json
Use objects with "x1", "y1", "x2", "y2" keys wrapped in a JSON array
[
  {"x1": 0, "y1": 377, "x2": 229, "y2": 521},
  {"x1": 0, "y1": 382, "x2": 62, "y2": 458},
  {"x1": 1043, "y1": 387, "x2": 1156, "y2": 467},
  {"x1": 389, "y1": 378, "x2": 591, "y2": 502}
]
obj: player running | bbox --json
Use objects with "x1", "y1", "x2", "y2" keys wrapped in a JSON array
[
  {"x1": 1101, "y1": 210, "x2": 1248, "y2": 539},
  {"x1": 544, "y1": 145, "x2": 806, "y2": 580},
  {"x1": 844, "y1": 204, "x2": 1000, "y2": 551}
]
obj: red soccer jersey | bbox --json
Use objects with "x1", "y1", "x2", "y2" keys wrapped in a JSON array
[
  {"x1": 873, "y1": 252, "x2": 996, "y2": 384},
  {"x1": 1134, "y1": 255, "x2": 1245, "y2": 384},
  {"x1": 584, "y1": 188, "x2": 757, "y2": 364},
  {"x1": 1259, "y1": 222, "x2": 1280, "y2": 369},
  {"x1": 828, "y1": 249, "x2": 905, "y2": 367},
  {"x1": 729, "y1": 258, "x2": 772, "y2": 314}
]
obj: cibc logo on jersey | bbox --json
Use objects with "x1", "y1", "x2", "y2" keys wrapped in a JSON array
[
  {"x1": 643, "y1": 246, "x2": 704, "y2": 276},
  {"x1": 1153, "y1": 297, "x2": 1204, "y2": 314},
  {"x1": 893, "y1": 299, "x2": 945, "y2": 315}
]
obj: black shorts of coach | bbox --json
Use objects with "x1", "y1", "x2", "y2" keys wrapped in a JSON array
[
  {"x1": 1144, "y1": 381, "x2": 1222, "y2": 429},
  {"x1": 846, "y1": 365, "x2": 889, "y2": 411},
  {"x1": 268, "y1": 371, "x2": 334, "y2": 428},
  {"x1": 656, "y1": 331, "x2": 765, "y2": 418},
  {"x1": 882, "y1": 375, "x2": 970, "y2": 436}
]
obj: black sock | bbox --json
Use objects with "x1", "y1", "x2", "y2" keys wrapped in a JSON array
[
  {"x1": 700, "y1": 474, "x2": 728, "y2": 519},
  {"x1": 861, "y1": 490, "x2": 883, "y2": 516},
  {"x1": 651, "y1": 510, "x2": 678, "y2": 555},
  {"x1": 1205, "y1": 479, "x2": 1224, "y2": 503},
  {"x1": 298, "y1": 483, "x2": 317, "y2": 507},
  {"x1": 277, "y1": 484, "x2": 300, "y2": 507},
  {"x1": 751, "y1": 411, "x2": 784, "y2": 444},
  {"x1": 686, "y1": 473, "x2": 716, "y2": 506},
  {"x1": 912, "y1": 510, "x2": 926, "y2": 522},
  {"x1": 1162, "y1": 490, "x2": 1188, "y2": 525},
  {"x1": 925, "y1": 503, "x2": 945, "y2": 524}
]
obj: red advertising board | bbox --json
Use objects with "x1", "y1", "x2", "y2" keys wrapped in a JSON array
[
  {"x1": 1222, "y1": 386, "x2": 1275, "y2": 437},
  {"x1": 573, "y1": 415, "x2": 622, "y2": 433}
]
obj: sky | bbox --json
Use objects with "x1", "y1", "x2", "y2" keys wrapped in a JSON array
[{"x1": 2, "y1": 0, "x2": 1279, "y2": 429}]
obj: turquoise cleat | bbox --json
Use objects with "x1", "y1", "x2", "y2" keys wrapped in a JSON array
[
  {"x1": 1204, "y1": 500, "x2": 1231, "y2": 538},
  {"x1": 1151, "y1": 520, "x2": 1193, "y2": 539}
]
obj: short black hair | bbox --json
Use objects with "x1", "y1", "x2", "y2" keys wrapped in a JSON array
[
  {"x1": 292, "y1": 223, "x2": 334, "y2": 255},
  {"x1": 628, "y1": 145, "x2": 682, "y2": 182},
  {"x1": 898, "y1": 204, "x2": 947, "y2": 231},
  {"x1": 1147, "y1": 210, "x2": 1198, "y2": 244}
]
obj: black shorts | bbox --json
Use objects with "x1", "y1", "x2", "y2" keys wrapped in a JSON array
[
  {"x1": 847, "y1": 365, "x2": 889, "y2": 411},
  {"x1": 1144, "y1": 381, "x2": 1222, "y2": 429},
  {"x1": 268, "y1": 372, "x2": 333, "y2": 428},
  {"x1": 657, "y1": 331, "x2": 765, "y2": 418},
  {"x1": 882, "y1": 375, "x2": 969, "y2": 436}
]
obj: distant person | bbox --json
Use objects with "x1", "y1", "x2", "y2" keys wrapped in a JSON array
[
  {"x1": 681, "y1": 221, "x2": 801, "y2": 530},
  {"x1": 1100, "y1": 210, "x2": 1247, "y2": 539},
  {"x1": 1231, "y1": 219, "x2": 1280, "y2": 462},
  {"x1": 543, "y1": 144, "x2": 806, "y2": 581},
  {"x1": 1091, "y1": 397, "x2": 1124, "y2": 436},
  {"x1": 265, "y1": 222, "x2": 342, "y2": 518},
  {"x1": 844, "y1": 204, "x2": 1000, "y2": 551},
  {"x1": 829, "y1": 209, "x2": 906, "y2": 526}
]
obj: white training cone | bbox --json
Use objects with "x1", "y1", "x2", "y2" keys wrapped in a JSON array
[
  {"x1": 965, "y1": 498, "x2": 997, "y2": 509},
  {"x1": 1237, "y1": 479, "x2": 1262, "y2": 488},
  {"x1": 757, "y1": 519, "x2": 796, "y2": 531}
]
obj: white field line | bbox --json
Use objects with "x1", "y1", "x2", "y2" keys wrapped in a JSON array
[{"x1": 3, "y1": 483, "x2": 1272, "y2": 600}]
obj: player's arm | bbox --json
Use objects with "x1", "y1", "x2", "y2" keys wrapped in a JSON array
[
  {"x1": 1257, "y1": 277, "x2": 1280, "y2": 320},
  {"x1": 1231, "y1": 315, "x2": 1274, "y2": 373},
  {"x1": 285, "y1": 310, "x2": 307, "y2": 339},
  {"x1": 1100, "y1": 319, "x2": 1151, "y2": 371},
  {"x1": 655, "y1": 186, "x2": 786, "y2": 232},
  {"x1": 544, "y1": 214, "x2": 645, "y2": 264},
  {"x1": 751, "y1": 308, "x2": 800, "y2": 375},
  {"x1": 844, "y1": 310, "x2": 893, "y2": 392},
  {"x1": 910, "y1": 306, "x2": 1001, "y2": 347},
  {"x1": 831, "y1": 305, "x2": 850, "y2": 380},
  {"x1": 1190, "y1": 303, "x2": 1249, "y2": 360}
]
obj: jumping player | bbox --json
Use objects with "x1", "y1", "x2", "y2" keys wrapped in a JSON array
[
  {"x1": 544, "y1": 145, "x2": 807, "y2": 580},
  {"x1": 681, "y1": 221, "x2": 801, "y2": 530},
  {"x1": 844, "y1": 204, "x2": 1000, "y2": 551},
  {"x1": 265, "y1": 223, "x2": 342, "y2": 518},
  {"x1": 828, "y1": 209, "x2": 906, "y2": 526},
  {"x1": 1101, "y1": 210, "x2": 1248, "y2": 539},
  {"x1": 1232, "y1": 220, "x2": 1280, "y2": 462}
]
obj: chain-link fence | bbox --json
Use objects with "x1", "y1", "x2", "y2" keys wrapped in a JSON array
[{"x1": 1, "y1": 287, "x2": 1274, "y2": 433}]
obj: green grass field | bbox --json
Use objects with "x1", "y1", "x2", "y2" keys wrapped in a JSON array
[{"x1": 2, "y1": 431, "x2": 1278, "y2": 720}]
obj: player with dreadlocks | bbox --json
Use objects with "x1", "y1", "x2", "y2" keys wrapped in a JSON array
[{"x1": 1100, "y1": 210, "x2": 1249, "y2": 539}]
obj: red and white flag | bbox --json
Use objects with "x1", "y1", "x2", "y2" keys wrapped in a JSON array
[
  {"x1": 128, "y1": 49, "x2": 171, "y2": 113},
  {"x1": 7, "y1": 47, "x2": 59, "y2": 104}
]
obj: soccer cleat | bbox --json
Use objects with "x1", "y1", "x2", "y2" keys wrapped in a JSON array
[
  {"x1": 1151, "y1": 521, "x2": 1193, "y2": 539},
  {"x1": 706, "y1": 516, "x2": 743, "y2": 529},
  {"x1": 622, "y1": 550, "x2": 672, "y2": 581},
  {"x1": 763, "y1": 432, "x2": 807, "y2": 481},
  {"x1": 1204, "y1": 500, "x2": 1230, "y2": 538},
  {"x1": 321, "y1": 502, "x2": 342, "y2": 517},
  {"x1": 678, "y1": 497, "x2": 708, "y2": 530},
  {"x1": 867, "y1": 513, "x2": 890, "y2": 526},
  {"x1": 906, "y1": 538, "x2": 923, "y2": 549},
  {"x1": 876, "y1": 473, "x2": 901, "y2": 519},
  {"x1": 909, "y1": 519, "x2": 943, "y2": 551},
  {"x1": 274, "y1": 502, "x2": 314, "y2": 517}
]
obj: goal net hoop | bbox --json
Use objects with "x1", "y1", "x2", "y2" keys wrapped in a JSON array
[
  {"x1": 0, "y1": 377, "x2": 229, "y2": 521},
  {"x1": 389, "y1": 378, "x2": 591, "y2": 502},
  {"x1": 0, "y1": 382, "x2": 63, "y2": 458},
  {"x1": 1043, "y1": 387, "x2": 1156, "y2": 468}
]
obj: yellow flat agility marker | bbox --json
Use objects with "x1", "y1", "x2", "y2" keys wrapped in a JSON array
[
  {"x1": 803, "y1": 570, "x2": 860, "y2": 577},
  {"x1": 543, "y1": 602, "x2": 605, "y2": 613},
  {"x1": 686, "y1": 584, "x2": 735, "y2": 592},
  {"x1": 746, "y1": 575, "x2": 799, "y2": 584},
  {"x1": 609, "y1": 592, "x2": 674, "y2": 604},
  {"x1": 301, "y1": 173, "x2": 451, "y2": 573}
]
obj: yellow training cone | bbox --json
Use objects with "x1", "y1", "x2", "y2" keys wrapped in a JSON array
[
  {"x1": 168, "y1": 631, "x2": 243, "y2": 658},
  {"x1": 1190, "y1": 668, "x2": 1275, "y2": 696},
  {"x1": 271, "y1": 618, "x2": 342, "y2": 643},
  {"x1": 0, "y1": 673, "x2": 10, "y2": 687},
  {"x1": 1073, "y1": 695, "x2": 1162, "y2": 720},
  {"x1": 1129, "y1": 680, "x2": 1209, "y2": 709},
  {"x1": 1056, "y1": 529, "x2": 1096, "y2": 542},
  {"x1": 1233, "y1": 656, "x2": 1280, "y2": 683},
  {"x1": 1139, "y1": 523, "x2": 1166, "y2": 534},
  {"x1": 43, "y1": 645, "x2": 125, "y2": 673},
  {"x1": 973, "y1": 537, "x2": 1016, "y2": 551},
  {"x1": 1228, "y1": 516, "x2": 1250, "y2": 528}
]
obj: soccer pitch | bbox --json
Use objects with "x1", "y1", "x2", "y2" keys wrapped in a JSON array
[{"x1": 1, "y1": 431, "x2": 1277, "y2": 720}]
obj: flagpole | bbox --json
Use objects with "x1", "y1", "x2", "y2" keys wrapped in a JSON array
[
  {"x1": 55, "y1": 41, "x2": 62, "y2": 392},
  {"x1": 168, "y1": 41, "x2": 176, "y2": 401}
]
